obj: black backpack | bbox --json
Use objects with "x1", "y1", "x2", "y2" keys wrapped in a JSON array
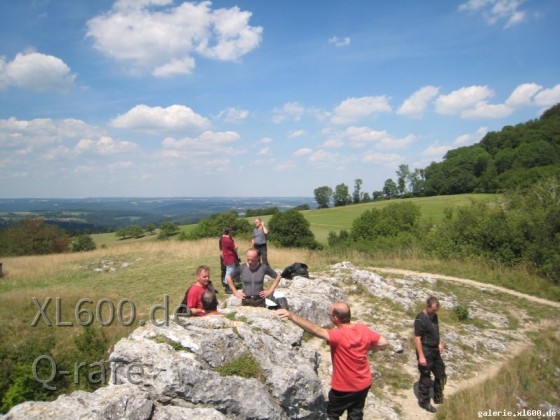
[{"x1": 281, "y1": 262, "x2": 309, "y2": 279}]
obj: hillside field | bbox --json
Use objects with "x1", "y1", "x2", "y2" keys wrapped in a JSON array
[{"x1": 92, "y1": 194, "x2": 499, "y2": 247}]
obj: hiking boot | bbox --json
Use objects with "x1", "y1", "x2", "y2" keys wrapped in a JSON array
[{"x1": 419, "y1": 403, "x2": 437, "y2": 413}]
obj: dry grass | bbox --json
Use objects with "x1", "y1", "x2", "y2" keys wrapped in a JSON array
[{"x1": 1, "y1": 236, "x2": 559, "y2": 413}]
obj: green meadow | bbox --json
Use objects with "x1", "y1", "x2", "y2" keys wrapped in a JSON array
[{"x1": 246, "y1": 193, "x2": 499, "y2": 244}]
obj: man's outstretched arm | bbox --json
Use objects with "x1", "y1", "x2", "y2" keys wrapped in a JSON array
[{"x1": 277, "y1": 309, "x2": 329, "y2": 341}]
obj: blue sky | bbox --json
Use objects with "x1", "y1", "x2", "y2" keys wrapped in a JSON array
[{"x1": 1, "y1": 0, "x2": 559, "y2": 198}]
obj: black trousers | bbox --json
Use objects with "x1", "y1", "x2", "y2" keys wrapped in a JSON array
[
  {"x1": 242, "y1": 296, "x2": 265, "y2": 307},
  {"x1": 327, "y1": 386, "x2": 370, "y2": 420},
  {"x1": 254, "y1": 243, "x2": 268, "y2": 266},
  {"x1": 417, "y1": 347, "x2": 446, "y2": 405}
]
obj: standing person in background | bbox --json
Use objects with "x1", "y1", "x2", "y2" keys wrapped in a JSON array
[
  {"x1": 277, "y1": 302, "x2": 388, "y2": 419},
  {"x1": 220, "y1": 227, "x2": 238, "y2": 294},
  {"x1": 414, "y1": 296, "x2": 447, "y2": 413},
  {"x1": 252, "y1": 217, "x2": 269, "y2": 266}
]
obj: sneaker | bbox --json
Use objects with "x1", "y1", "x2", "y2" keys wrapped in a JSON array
[{"x1": 419, "y1": 403, "x2": 437, "y2": 413}]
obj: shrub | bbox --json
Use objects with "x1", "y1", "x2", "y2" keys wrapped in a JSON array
[
  {"x1": 215, "y1": 353, "x2": 264, "y2": 382},
  {"x1": 0, "y1": 219, "x2": 71, "y2": 256},
  {"x1": 268, "y1": 210, "x2": 322, "y2": 249},
  {"x1": 187, "y1": 211, "x2": 251, "y2": 240},
  {"x1": 455, "y1": 305, "x2": 469, "y2": 322},
  {"x1": 157, "y1": 222, "x2": 179, "y2": 239},
  {"x1": 72, "y1": 235, "x2": 96, "y2": 252}
]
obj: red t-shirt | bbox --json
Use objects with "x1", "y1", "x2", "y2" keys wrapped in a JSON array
[
  {"x1": 327, "y1": 323, "x2": 381, "y2": 392},
  {"x1": 221, "y1": 235, "x2": 237, "y2": 265},
  {"x1": 186, "y1": 284, "x2": 207, "y2": 316}
]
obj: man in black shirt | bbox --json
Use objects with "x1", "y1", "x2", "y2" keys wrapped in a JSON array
[{"x1": 414, "y1": 296, "x2": 447, "y2": 413}]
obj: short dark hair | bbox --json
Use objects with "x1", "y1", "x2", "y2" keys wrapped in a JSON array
[
  {"x1": 201, "y1": 290, "x2": 218, "y2": 311},
  {"x1": 223, "y1": 227, "x2": 232, "y2": 235},
  {"x1": 426, "y1": 296, "x2": 440, "y2": 308}
]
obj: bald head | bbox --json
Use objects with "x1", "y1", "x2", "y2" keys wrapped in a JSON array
[{"x1": 330, "y1": 302, "x2": 351, "y2": 324}]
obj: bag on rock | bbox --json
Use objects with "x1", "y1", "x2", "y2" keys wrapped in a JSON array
[{"x1": 281, "y1": 262, "x2": 309, "y2": 279}]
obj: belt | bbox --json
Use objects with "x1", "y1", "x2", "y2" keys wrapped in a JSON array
[{"x1": 244, "y1": 295, "x2": 262, "y2": 300}]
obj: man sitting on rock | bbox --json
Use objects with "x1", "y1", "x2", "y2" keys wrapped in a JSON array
[
  {"x1": 201, "y1": 290, "x2": 221, "y2": 316},
  {"x1": 227, "y1": 248, "x2": 281, "y2": 307},
  {"x1": 182, "y1": 265, "x2": 214, "y2": 316}
]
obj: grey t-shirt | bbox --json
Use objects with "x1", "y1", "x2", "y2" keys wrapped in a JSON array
[
  {"x1": 253, "y1": 228, "x2": 267, "y2": 246},
  {"x1": 231, "y1": 263, "x2": 277, "y2": 296}
]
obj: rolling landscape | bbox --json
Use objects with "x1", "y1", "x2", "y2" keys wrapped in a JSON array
[
  {"x1": 1, "y1": 192, "x2": 559, "y2": 418},
  {"x1": 1, "y1": 1, "x2": 559, "y2": 418}
]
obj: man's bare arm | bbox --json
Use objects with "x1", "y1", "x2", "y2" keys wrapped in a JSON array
[
  {"x1": 277, "y1": 309, "x2": 329, "y2": 341},
  {"x1": 261, "y1": 273, "x2": 282, "y2": 298},
  {"x1": 371, "y1": 335, "x2": 388, "y2": 351}
]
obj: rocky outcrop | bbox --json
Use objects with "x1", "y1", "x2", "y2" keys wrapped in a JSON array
[
  {"x1": 3, "y1": 262, "x2": 532, "y2": 419},
  {"x1": 3, "y1": 274, "x2": 349, "y2": 420}
]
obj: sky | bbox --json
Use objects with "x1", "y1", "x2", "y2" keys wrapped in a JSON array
[{"x1": 0, "y1": 0, "x2": 559, "y2": 199}]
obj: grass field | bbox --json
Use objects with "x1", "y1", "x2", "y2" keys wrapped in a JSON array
[
  {"x1": 2, "y1": 193, "x2": 560, "y2": 414},
  {"x1": 90, "y1": 194, "x2": 499, "y2": 248},
  {"x1": 300, "y1": 193, "x2": 498, "y2": 243}
]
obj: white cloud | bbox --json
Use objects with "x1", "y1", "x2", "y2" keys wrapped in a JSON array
[
  {"x1": 0, "y1": 52, "x2": 75, "y2": 92},
  {"x1": 0, "y1": 117, "x2": 101, "y2": 151},
  {"x1": 272, "y1": 102, "x2": 306, "y2": 123},
  {"x1": 328, "y1": 36, "x2": 351, "y2": 47},
  {"x1": 345, "y1": 126, "x2": 416, "y2": 149},
  {"x1": 459, "y1": 0, "x2": 528, "y2": 28},
  {"x1": 107, "y1": 161, "x2": 134, "y2": 170},
  {"x1": 361, "y1": 151, "x2": 402, "y2": 164},
  {"x1": 110, "y1": 104, "x2": 210, "y2": 131},
  {"x1": 397, "y1": 85, "x2": 440, "y2": 117},
  {"x1": 308, "y1": 149, "x2": 340, "y2": 164},
  {"x1": 505, "y1": 83, "x2": 543, "y2": 106},
  {"x1": 461, "y1": 102, "x2": 513, "y2": 119},
  {"x1": 435, "y1": 85, "x2": 494, "y2": 115},
  {"x1": 331, "y1": 96, "x2": 392, "y2": 125},
  {"x1": 86, "y1": 1, "x2": 262, "y2": 76},
  {"x1": 153, "y1": 57, "x2": 196, "y2": 77},
  {"x1": 217, "y1": 107, "x2": 249, "y2": 123},
  {"x1": 259, "y1": 137, "x2": 273, "y2": 144},
  {"x1": 293, "y1": 147, "x2": 312, "y2": 157},
  {"x1": 421, "y1": 143, "x2": 452, "y2": 158},
  {"x1": 257, "y1": 146, "x2": 270, "y2": 156},
  {"x1": 323, "y1": 138, "x2": 344, "y2": 148},
  {"x1": 453, "y1": 126, "x2": 488, "y2": 146},
  {"x1": 288, "y1": 129, "x2": 306, "y2": 139},
  {"x1": 274, "y1": 162, "x2": 297, "y2": 172},
  {"x1": 160, "y1": 130, "x2": 241, "y2": 160},
  {"x1": 74, "y1": 136, "x2": 138, "y2": 155},
  {"x1": 534, "y1": 84, "x2": 560, "y2": 107}
]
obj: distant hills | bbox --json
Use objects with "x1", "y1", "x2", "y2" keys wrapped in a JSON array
[{"x1": 0, "y1": 197, "x2": 315, "y2": 232}]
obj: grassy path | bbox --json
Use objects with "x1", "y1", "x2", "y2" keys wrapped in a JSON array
[{"x1": 368, "y1": 267, "x2": 560, "y2": 309}]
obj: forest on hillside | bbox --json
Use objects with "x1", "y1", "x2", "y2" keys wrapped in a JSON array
[
  {"x1": 421, "y1": 102, "x2": 560, "y2": 195},
  {"x1": 314, "y1": 103, "x2": 560, "y2": 207}
]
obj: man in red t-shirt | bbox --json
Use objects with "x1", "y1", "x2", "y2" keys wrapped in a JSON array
[
  {"x1": 278, "y1": 303, "x2": 387, "y2": 419},
  {"x1": 182, "y1": 265, "x2": 214, "y2": 316}
]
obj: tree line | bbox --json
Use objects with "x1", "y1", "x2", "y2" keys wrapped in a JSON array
[{"x1": 314, "y1": 103, "x2": 560, "y2": 208}]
